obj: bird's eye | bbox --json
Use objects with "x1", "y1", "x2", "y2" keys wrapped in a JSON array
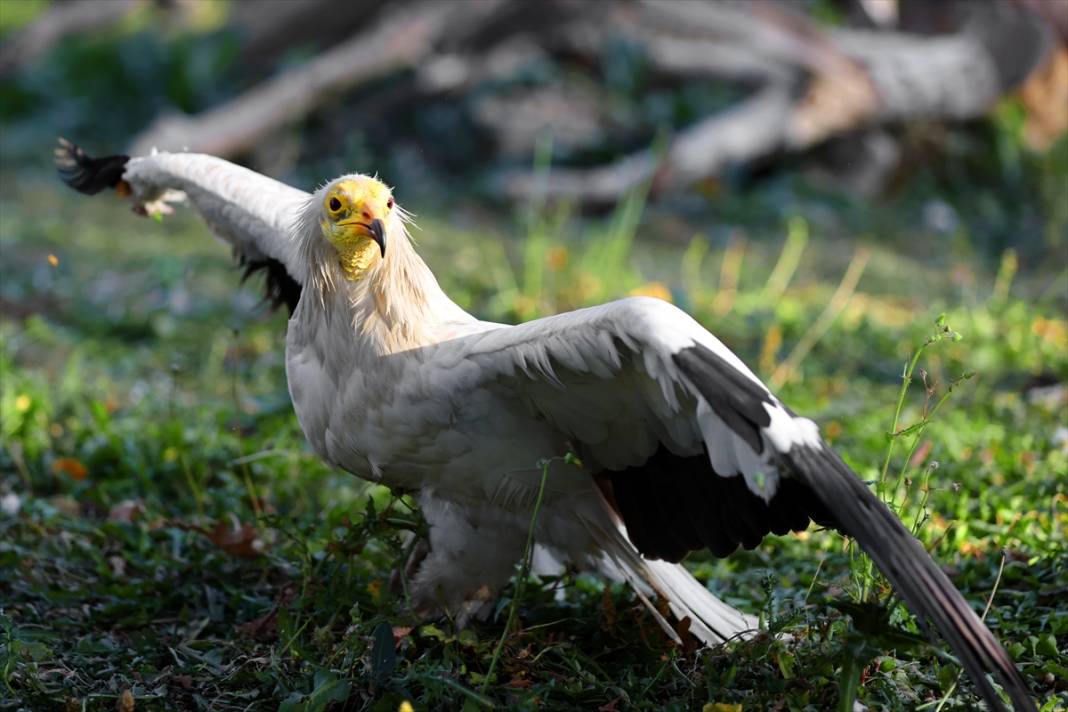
[
  {"x1": 328, "y1": 197, "x2": 342, "y2": 212},
  {"x1": 386, "y1": 197, "x2": 394, "y2": 210}
]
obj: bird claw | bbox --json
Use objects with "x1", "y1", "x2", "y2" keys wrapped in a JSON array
[
  {"x1": 132, "y1": 190, "x2": 183, "y2": 219},
  {"x1": 454, "y1": 585, "x2": 496, "y2": 628}
]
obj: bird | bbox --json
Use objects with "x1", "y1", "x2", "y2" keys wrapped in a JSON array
[{"x1": 55, "y1": 138, "x2": 1034, "y2": 711}]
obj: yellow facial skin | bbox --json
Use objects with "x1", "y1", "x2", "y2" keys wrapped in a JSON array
[{"x1": 320, "y1": 178, "x2": 394, "y2": 281}]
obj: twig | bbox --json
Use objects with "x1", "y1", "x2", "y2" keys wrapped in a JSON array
[
  {"x1": 879, "y1": 341, "x2": 937, "y2": 500},
  {"x1": 890, "y1": 371, "x2": 974, "y2": 512}
]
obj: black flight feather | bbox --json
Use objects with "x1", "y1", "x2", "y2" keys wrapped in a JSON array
[
  {"x1": 54, "y1": 138, "x2": 129, "y2": 195},
  {"x1": 664, "y1": 341, "x2": 1034, "y2": 712},
  {"x1": 784, "y1": 444, "x2": 1034, "y2": 712},
  {"x1": 236, "y1": 253, "x2": 302, "y2": 314}
]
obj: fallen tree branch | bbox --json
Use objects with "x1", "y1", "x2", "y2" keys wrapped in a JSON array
[
  {"x1": 498, "y1": 0, "x2": 1053, "y2": 204},
  {"x1": 130, "y1": 0, "x2": 505, "y2": 157},
  {"x1": 0, "y1": 0, "x2": 143, "y2": 76},
  {"x1": 495, "y1": 83, "x2": 794, "y2": 205}
]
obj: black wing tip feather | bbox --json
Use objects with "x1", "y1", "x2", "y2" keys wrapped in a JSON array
[
  {"x1": 54, "y1": 138, "x2": 129, "y2": 195},
  {"x1": 786, "y1": 444, "x2": 1035, "y2": 712},
  {"x1": 606, "y1": 342, "x2": 836, "y2": 562},
  {"x1": 236, "y1": 253, "x2": 302, "y2": 315}
]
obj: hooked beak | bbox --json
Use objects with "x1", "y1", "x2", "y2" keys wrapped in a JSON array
[
  {"x1": 336, "y1": 217, "x2": 387, "y2": 257},
  {"x1": 370, "y1": 218, "x2": 386, "y2": 257}
]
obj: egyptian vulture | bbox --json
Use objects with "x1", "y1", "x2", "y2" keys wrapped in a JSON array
[{"x1": 56, "y1": 139, "x2": 1033, "y2": 711}]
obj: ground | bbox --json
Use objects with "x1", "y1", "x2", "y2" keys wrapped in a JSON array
[{"x1": 1, "y1": 149, "x2": 1066, "y2": 711}]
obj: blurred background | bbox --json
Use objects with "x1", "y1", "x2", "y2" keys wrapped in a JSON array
[
  {"x1": 1, "y1": 1, "x2": 1066, "y2": 709},
  {"x1": 1, "y1": 0, "x2": 1066, "y2": 322}
]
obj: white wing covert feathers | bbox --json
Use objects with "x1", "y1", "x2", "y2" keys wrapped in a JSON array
[{"x1": 57, "y1": 140, "x2": 1035, "y2": 712}]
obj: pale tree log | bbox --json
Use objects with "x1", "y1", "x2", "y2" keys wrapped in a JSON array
[
  {"x1": 496, "y1": 84, "x2": 796, "y2": 205},
  {"x1": 0, "y1": 0, "x2": 143, "y2": 76},
  {"x1": 498, "y1": 0, "x2": 1053, "y2": 204},
  {"x1": 129, "y1": 0, "x2": 506, "y2": 158},
  {"x1": 229, "y1": 0, "x2": 382, "y2": 67}
]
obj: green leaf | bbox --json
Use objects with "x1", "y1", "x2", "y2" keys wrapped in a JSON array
[
  {"x1": 278, "y1": 692, "x2": 305, "y2": 712},
  {"x1": 1036, "y1": 633, "x2": 1059, "y2": 657},
  {"x1": 419, "y1": 624, "x2": 447, "y2": 641},
  {"x1": 371, "y1": 622, "x2": 396, "y2": 685},
  {"x1": 938, "y1": 663, "x2": 957, "y2": 692},
  {"x1": 837, "y1": 650, "x2": 864, "y2": 712},
  {"x1": 776, "y1": 649, "x2": 796, "y2": 680},
  {"x1": 306, "y1": 669, "x2": 349, "y2": 712}
]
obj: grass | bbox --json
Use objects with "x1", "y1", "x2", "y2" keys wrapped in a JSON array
[{"x1": 1, "y1": 169, "x2": 1066, "y2": 711}]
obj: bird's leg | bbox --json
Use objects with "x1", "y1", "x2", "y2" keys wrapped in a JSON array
[
  {"x1": 408, "y1": 493, "x2": 526, "y2": 627},
  {"x1": 389, "y1": 536, "x2": 429, "y2": 594}
]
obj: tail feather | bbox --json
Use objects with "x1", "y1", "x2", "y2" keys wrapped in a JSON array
[
  {"x1": 591, "y1": 521, "x2": 758, "y2": 646},
  {"x1": 786, "y1": 444, "x2": 1034, "y2": 712},
  {"x1": 644, "y1": 557, "x2": 759, "y2": 645}
]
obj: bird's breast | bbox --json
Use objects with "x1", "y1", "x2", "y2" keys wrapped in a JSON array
[
  {"x1": 285, "y1": 324, "x2": 589, "y2": 503},
  {"x1": 284, "y1": 304, "x2": 595, "y2": 505}
]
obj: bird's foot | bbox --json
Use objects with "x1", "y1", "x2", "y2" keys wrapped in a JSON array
[
  {"x1": 453, "y1": 585, "x2": 496, "y2": 628},
  {"x1": 409, "y1": 581, "x2": 499, "y2": 629}
]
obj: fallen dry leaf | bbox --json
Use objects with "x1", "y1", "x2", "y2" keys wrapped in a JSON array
[
  {"x1": 235, "y1": 583, "x2": 295, "y2": 641},
  {"x1": 171, "y1": 518, "x2": 270, "y2": 558},
  {"x1": 674, "y1": 615, "x2": 698, "y2": 656},
  {"x1": 116, "y1": 689, "x2": 134, "y2": 712},
  {"x1": 206, "y1": 520, "x2": 267, "y2": 558},
  {"x1": 236, "y1": 610, "x2": 278, "y2": 641},
  {"x1": 48, "y1": 496, "x2": 81, "y2": 517},
  {"x1": 392, "y1": 625, "x2": 413, "y2": 646},
  {"x1": 597, "y1": 697, "x2": 623, "y2": 712},
  {"x1": 108, "y1": 499, "x2": 145, "y2": 523},
  {"x1": 52, "y1": 457, "x2": 88, "y2": 481}
]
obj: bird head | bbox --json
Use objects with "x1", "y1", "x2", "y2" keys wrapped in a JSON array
[{"x1": 317, "y1": 175, "x2": 394, "y2": 281}]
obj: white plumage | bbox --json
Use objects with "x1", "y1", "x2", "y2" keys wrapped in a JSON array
[{"x1": 56, "y1": 140, "x2": 1033, "y2": 711}]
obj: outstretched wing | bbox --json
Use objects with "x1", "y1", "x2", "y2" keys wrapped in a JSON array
[
  {"x1": 438, "y1": 296, "x2": 1032, "y2": 712},
  {"x1": 54, "y1": 138, "x2": 308, "y2": 312}
]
